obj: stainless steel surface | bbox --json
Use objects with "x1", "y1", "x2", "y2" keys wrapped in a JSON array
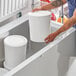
[{"x1": 2, "y1": 19, "x2": 75, "y2": 76}]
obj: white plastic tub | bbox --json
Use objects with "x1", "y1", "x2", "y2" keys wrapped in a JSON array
[{"x1": 0, "y1": 14, "x2": 75, "y2": 76}]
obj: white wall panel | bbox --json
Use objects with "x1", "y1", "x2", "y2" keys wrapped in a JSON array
[{"x1": 0, "y1": 0, "x2": 28, "y2": 22}]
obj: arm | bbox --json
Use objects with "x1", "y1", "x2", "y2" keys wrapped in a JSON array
[
  {"x1": 45, "y1": 9, "x2": 76, "y2": 43},
  {"x1": 40, "y1": 0, "x2": 66, "y2": 10},
  {"x1": 55, "y1": 17, "x2": 76, "y2": 35},
  {"x1": 32, "y1": 0, "x2": 66, "y2": 12}
]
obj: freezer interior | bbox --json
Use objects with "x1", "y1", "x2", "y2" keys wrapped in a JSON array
[
  {"x1": 0, "y1": 13, "x2": 75, "y2": 76},
  {"x1": 0, "y1": 19, "x2": 63, "y2": 65}
]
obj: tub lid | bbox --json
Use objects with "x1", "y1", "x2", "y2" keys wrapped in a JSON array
[
  {"x1": 4, "y1": 35, "x2": 28, "y2": 47},
  {"x1": 28, "y1": 11, "x2": 51, "y2": 17}
]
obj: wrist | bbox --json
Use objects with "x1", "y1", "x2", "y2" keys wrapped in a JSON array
[
  {"x1": 54, "y1": 31, "x2": 60, "y2": 36},
  {"x1": 54, "y1": 28, "x2": 63, "y2": 36}
]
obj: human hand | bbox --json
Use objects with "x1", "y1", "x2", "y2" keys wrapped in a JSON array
[
  {"x1": 32, "y1": 7, "x2": 42, "y2": 12},
  {"x1": 44, "y1": 32, "x2": 57, "y2": 43}
]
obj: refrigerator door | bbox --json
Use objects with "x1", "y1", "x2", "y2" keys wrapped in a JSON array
[{"x1": 58, "y1": 31, "x2": 76, "y2": 57}]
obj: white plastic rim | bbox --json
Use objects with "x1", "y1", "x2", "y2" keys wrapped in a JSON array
[
  {"x1": 28, "y1": 11, "x2": 51, "y2": 17},
  {"x1": 0, "y1": 68, "x2": 8, "y2": 76},
  {"x1": 4, "y1": 35, "x2": 28, "y2": 47}
]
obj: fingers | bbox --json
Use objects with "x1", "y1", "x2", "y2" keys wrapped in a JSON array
[
  {"x1": 44, "y1": 35, "x2": 52, "y2": 43},
  {"x1": 32, "y1": 9, "x2": 36, "y2": 12},
  {"x1": 45, "y1": 38, "x2": 50, "y2": 43},
  {"x1": 45, "y1": 39, "x2": 51, "y2": 43},
  {"x1": 44, "y1": 33, "x2": 56, "y2": 43},
  {"x1": 32, "y1": 8, "x2": 41, "y2": 12},
  {"x1": 45, "y1": 34, "x2": 50, "y2": 42},
  {"x1": 45, "y1": 36, "x2": 49, "y2": 41},
  {"x1": 45, "y1": 37, "x2": 53, "y2": 43},
  {"x1": 32, "y1": 8, "x2": 38, "y2": 12}
]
